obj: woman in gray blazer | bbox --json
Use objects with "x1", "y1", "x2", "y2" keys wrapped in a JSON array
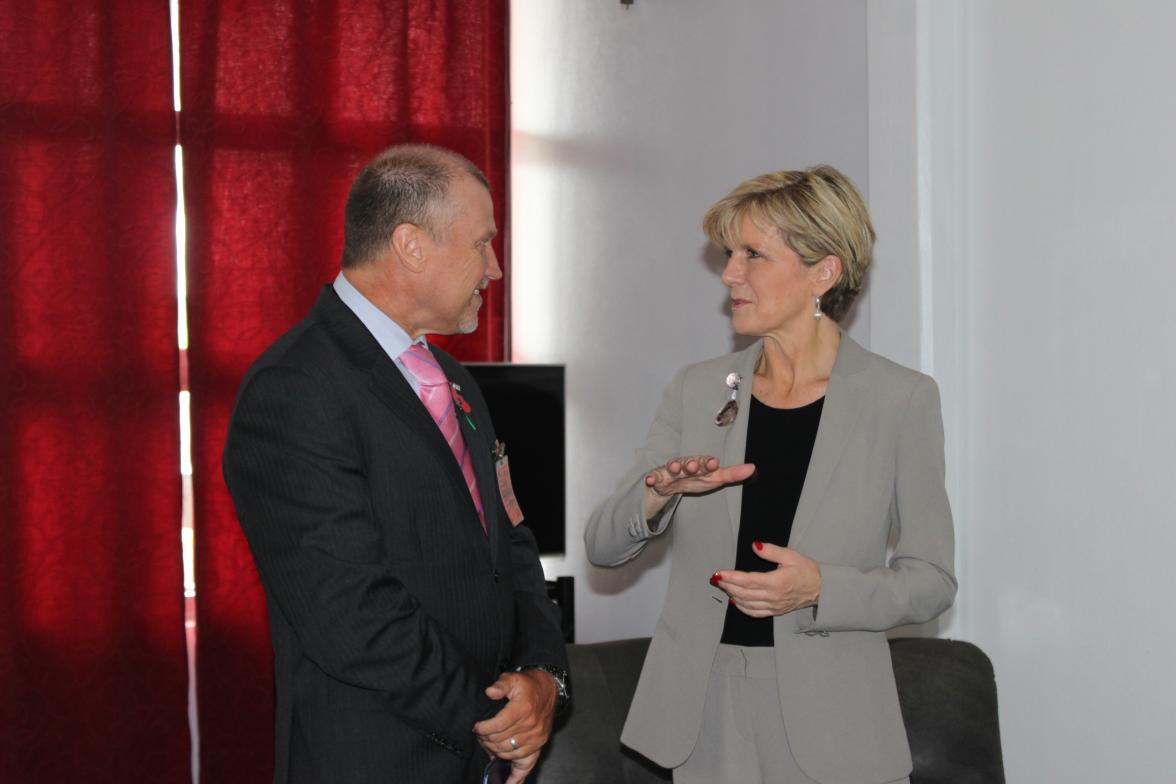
[{"x1": 585, "y1": 165, "x2": 956, "y2": 784}]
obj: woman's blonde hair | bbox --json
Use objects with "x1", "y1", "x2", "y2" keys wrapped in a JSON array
[{"x1": 702, "y1": 165, "x2": 874, "y2": 321}]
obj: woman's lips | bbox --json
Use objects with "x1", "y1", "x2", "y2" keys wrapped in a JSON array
[{"x1": 730, "y1": 298, "x2": 750, "y2": 307}]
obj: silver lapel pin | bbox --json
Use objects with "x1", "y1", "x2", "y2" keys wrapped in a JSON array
[{"x1": 715, "y1": 371, "x2": 741, "y2": 426}]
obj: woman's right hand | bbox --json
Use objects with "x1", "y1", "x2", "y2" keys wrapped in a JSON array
[{"x1": 642, "y1": 456, "x2": 755, "y2": 520}]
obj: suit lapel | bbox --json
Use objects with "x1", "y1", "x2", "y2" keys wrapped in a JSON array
[
  {"x1": 456, "y1": 393, "x2": 499, "y2": 561},
  {"x1": 314, "y1": 285, "x2": 450, "y2": 447},
  {"x1": 715, "y1": 331, "x2": 868, "y2": 548},
  {"x1": 366, "y1": 357, "x2": 493, "y2": 555},
  {"x1": 722, "y1": 341, "x2": 763, "y2": 540},
  {"x1": 367, "y1": 356, "x2": 445, "y2": 442},
  {"x1": 432, "y1": 350, "x2": 499, "y2": 560},
  {"x1": 788, "y1": 333, "x2": 866, "y2": 547},
  {"x1": 314, "y1": 287, "x2": 493, "y2": 553}
]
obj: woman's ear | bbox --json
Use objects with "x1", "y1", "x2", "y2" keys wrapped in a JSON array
[{"x1": 813, "y1": 254, "x2": 843, "y2": 295}]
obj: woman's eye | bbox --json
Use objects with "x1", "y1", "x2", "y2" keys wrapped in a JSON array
[
  {"x1": 723, "y1": 248, "x2": 733, "y2": 258},
  {"x1": 746, "y1": 248, "x2": 760, "y2": 259}
]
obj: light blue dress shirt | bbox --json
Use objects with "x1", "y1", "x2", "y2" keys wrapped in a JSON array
[{"x1": 333, "y1": 271, "x2": 426, "y2": 393}]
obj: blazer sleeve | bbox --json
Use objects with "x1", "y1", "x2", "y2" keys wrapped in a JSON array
[
  {"x1": 584, "y1": 368, "x2": 686, "y2": 567},
  {"x1": 223, "y1": 364, "x2": 499, "y2": 757},
  {"x1": 505, "y1": 520, "x2": 569, "y2": 669},
  {"x1": 798, "y1": 374, "x2": 957, "y2": 632}
]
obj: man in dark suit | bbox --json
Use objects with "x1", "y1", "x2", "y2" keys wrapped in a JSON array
[{"x1": 223, "y1": 144, "x2": 568, "y2": 784}]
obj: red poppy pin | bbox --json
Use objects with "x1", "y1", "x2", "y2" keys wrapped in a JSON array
[{"x1": 450, "y1": 383, "x2": 476, "y2": 429}]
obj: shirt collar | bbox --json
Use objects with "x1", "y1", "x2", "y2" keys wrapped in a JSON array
[{"x1": 332, "y1": 271, "x2": 423, "y2": 361}]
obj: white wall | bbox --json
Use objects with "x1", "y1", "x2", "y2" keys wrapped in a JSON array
[
  {"x1": 956, "y1": 2, "x2": 1176, "y2": 780},
  {"x1": 866, "y1": 2, "x2": 969, "y2": 643},
  {"x1": 515, "y1": 0, "x2": 1176, "y2": 779},
  {"x1": 880, "y1": 0, "x2": 1176, "y2": 779},
  {"x1": 510, "y1": 0, "x2": 870, "y2": 643}
]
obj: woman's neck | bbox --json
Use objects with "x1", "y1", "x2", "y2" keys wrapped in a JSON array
[{"x1": 753, "y1": 319, "x2": 841, "y2": 408}]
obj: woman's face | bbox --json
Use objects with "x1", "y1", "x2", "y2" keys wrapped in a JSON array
[{"x1": 720, "y1": 214, "x2": 820, "y2": 337}]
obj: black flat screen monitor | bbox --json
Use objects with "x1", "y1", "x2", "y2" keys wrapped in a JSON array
[{"x1": 465, "y1": 363, "x2": 565, "y2": 555}]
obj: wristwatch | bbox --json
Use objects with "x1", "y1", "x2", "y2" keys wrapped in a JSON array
[{"x1": 515, "y1": 664, "x2": 570, "y2": 712}]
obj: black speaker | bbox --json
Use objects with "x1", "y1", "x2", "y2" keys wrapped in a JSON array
[{"x1": 465, "y1": 363, "x2": 565, "y2": 556}]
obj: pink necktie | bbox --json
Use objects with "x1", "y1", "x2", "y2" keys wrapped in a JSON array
[{"x1": 400, "y1": 343, "x2": 486, "y2": 532}]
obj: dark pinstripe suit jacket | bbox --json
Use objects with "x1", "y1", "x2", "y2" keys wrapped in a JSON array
[{"x1": 223, "y1": 286, "x2": 567, "y2": 783}]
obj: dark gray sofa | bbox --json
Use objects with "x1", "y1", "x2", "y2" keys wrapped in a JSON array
[{"x1": 533, "y1": 637, "x2": 1003, "y2": 784}]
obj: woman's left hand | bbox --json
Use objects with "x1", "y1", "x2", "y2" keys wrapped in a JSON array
[{"x1": 715, "y1": 541, "x2": 821, "y2": 617}]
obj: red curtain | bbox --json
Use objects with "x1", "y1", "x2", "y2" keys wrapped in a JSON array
[
  {"x1": 181, "y1": 2, "x2": 509, "y2": 780},
  {"x1": 0, "y1": 2, "x2": 190, "y2": 782}
]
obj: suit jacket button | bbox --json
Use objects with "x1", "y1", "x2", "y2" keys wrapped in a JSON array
[{"x1": 492, "y1": 570, "x2": 500, "y2": 583}]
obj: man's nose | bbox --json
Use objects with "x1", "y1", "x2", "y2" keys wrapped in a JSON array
[{"x1": 485, "y1": 244, "x2": 503, "y2": 281}]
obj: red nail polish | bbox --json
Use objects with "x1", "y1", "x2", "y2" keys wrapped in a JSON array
[
  {"x1": 753, "y1": 540, "x2": 764, "y2": 551},
  {"x1": 710, "y1": 571, "x2": 722, "y2": 586}
]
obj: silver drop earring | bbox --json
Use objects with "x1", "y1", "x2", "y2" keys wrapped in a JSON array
[{"x1": 813, "y1": 295, "x2": 823, "y2": 320}]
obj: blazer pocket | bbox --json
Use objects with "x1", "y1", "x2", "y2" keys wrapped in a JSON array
[{"x1": 327, "y1": 679, "x2": 392, "y2": 712}]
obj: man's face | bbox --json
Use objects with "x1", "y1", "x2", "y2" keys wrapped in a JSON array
[{"x1": 421, "y1": 175, "x2": 501, "y2": 335}]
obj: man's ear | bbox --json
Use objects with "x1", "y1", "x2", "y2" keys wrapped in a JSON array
[
  {"x1": 813, "y1": 254, "x2": 843, "y2": 296},
  {"x1": 391, "y1": 223, "x2": 427, "y2": 273}
]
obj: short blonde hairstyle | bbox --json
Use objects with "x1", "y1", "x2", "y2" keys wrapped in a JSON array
[{"x1": 702, "y1": 164, "x2": 874, "y2": 321}]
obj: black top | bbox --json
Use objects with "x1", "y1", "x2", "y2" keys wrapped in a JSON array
[{"x1": 720, "y1": 394, "x2": 824, "y2": 647}]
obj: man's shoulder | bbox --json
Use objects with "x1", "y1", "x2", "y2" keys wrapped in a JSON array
[
  {"x1": 234, "y1": 307, "x2": 364, "y2": 407},
  {"x1": 243, "y1": 284, "x2": 373, "y2": 373},
  {"x1": 248, "y1": 314, "x2": 337, "y2": 374}
]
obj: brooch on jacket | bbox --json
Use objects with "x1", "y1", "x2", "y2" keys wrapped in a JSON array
[
  {"x1": 450, "y1": 383, "x2": 476, "y2": 430},
  {"x1": 715, "y1": 372, "x2": 741, "y2": 426}
]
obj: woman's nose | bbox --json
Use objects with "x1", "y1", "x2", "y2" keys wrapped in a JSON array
[{"x1": 721, "y1": 256, "x2": 742, "y2": 286}]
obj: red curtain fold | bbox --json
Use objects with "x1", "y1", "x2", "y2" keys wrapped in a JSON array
[
  {"x1": 182, "y1": 2, "x2": 508, "y2": 780},
  {"x1": 0, "y1": 2, "x2": 189, "y2": 782}
]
